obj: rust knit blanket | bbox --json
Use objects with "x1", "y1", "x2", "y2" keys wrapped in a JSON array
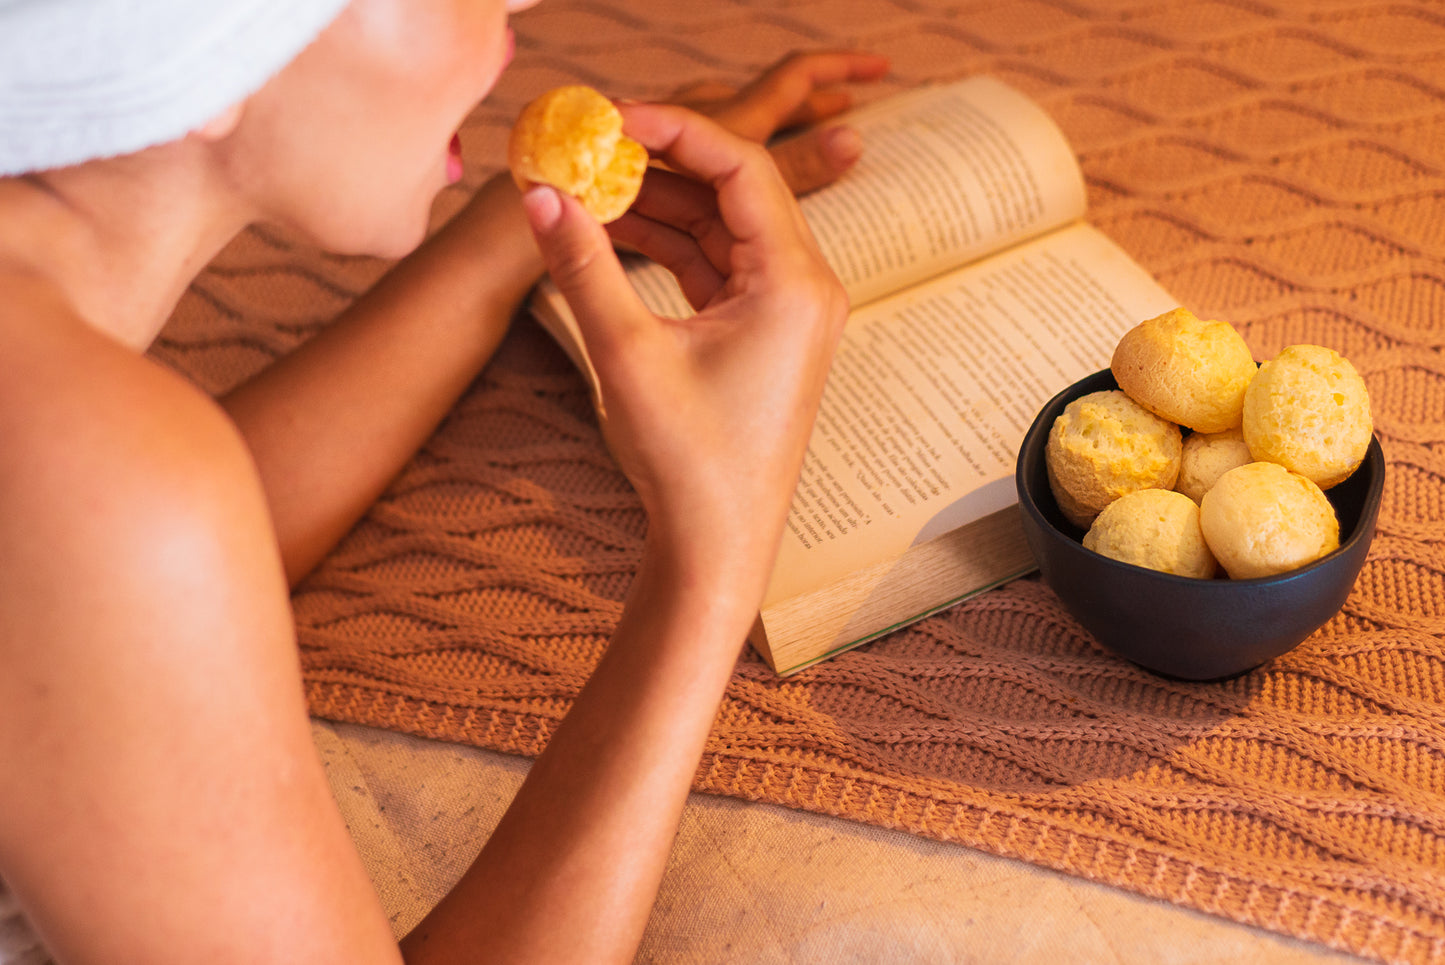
[{"x1": 152, "y1": 2, "x2": 1445, "y2": 962}]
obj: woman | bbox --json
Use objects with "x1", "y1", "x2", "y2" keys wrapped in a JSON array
[{"x1": 0, "y1": 0, "x2": 887, "y2": 961}]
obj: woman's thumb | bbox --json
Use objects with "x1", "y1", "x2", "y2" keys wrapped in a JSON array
[{"x1": 521, "y1": 184, "x2": 643, "y2": 352}]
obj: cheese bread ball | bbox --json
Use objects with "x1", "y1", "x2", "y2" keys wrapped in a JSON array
[
  {"x1": 1111, "y1": 307, "x2": 1257, "y2": 433},
  {"x1": 508, "y1": 85, "x2": 647, "y2": 223},
  {"x1": 1084, "y1": 488, "x2": 1218, "y2": 579},
  {"x1": 1046, "y1": 390, "x2": 1182, "y2": 529},
  {"x1": 1242, "y1": 343, "x2": 1373, "y2": 490},
  {"x1": 1176, "y1": 427, "x2": 1254, "y2": 503},
  {"x1": 1199, "y1": 461, "x2": 1340, "y2": 579}
]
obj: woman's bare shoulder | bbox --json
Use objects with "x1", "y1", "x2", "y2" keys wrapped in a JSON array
[
  {"x1": 0, "y1": 269, "x2": 289, "y2": 698},
  {"x1": 0, "y1": 271, "x2": 253, "y2": 490},
  {"x1": 0, "y1": 271, "x2": 291, "y2": 662},
  {"x1": 0, "y1": 273, "x2": 402, "y2": 964},
  {"x1": 0, "y1": 269, "x2": 294, "y2": 726}
]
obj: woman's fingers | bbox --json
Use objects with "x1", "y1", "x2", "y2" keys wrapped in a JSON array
[
  {"x1": 611, "y1": 167, "x2": 734, "y2": 299},
  {"x1": 659, "y1": 52, "x2": 889, "y2": 195},
  {"x1": 521, "y1": 185, "x2": 650, "y2": 360},
  {"x1": 682, "y1": 51, "x2": 888, "y2": 195},
  {"x1": 526, "y1": 98, "x2": 844, "y2": 382},
  {"x1": 768, "y1": 124, "x2": 864, "y2": 196},
  {"x1": 712, "y1": 51, "x2": 891, "y2": 141},
  {"x1": 618, "y1": 103, "x2": 803, "y2": 251},
  {"x1": 607, "y1": 210, "x2": 725, "y2": 311},
  {"x1": 667, "y1": 79, "x2": 739, "y2": 114},
  {"x1": 624, "y1": 166, "x2": 719, "y2": 244}
]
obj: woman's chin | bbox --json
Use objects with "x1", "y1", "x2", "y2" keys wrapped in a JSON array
[
  {"x1": 280, "y1": 172, "x2": 444, "y2": 259},
  {"x1": 380, "y1": 214, "x2": 433, "y2": 258},
  {"x1": 321, "y1": 204, "x2": 433, "y2": 260}
]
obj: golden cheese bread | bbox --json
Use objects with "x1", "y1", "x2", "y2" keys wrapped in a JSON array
[
  {"x1": 1199, "y1": 461, "x2": 1340, "y2": 579},
  {"x1": 1055, "y1": 313, "x2": 1366, "y2": 581},
  {"x1": 1045, "y1": 389, "x2": 1182, "y2": 529},
  {"x1": 1111, "y1": 307, "x2": 1257, "y2": 433},
  {"x1": 1242, "y1": 343, "x2": 1373, "y2": 490},
  {"x1": 1084, "y1": 487, "x2": 1217, "y2": 578},
  {"x1": 1176, "y1": 426, "x2": 1253, "y2": 504},
  {"x1": 508, "y1": 85, "x2": 646, "y2": 223}
]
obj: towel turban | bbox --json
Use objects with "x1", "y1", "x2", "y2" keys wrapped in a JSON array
[{"x1": 0, "y1": 0, "x2": 351, "y2": 176}]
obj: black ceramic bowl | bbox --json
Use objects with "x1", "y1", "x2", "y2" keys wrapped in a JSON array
[{"x1": 1015, "y1": 369, "x2": 1385, "y2": 680}]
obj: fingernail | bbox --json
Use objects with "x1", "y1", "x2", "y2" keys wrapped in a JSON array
[
  {"x1": 826, "y1": 126, "x2": 863, "y2": 165},
  {"x1": 522, "y1": 184, "x2": 562, "y2": 231}
]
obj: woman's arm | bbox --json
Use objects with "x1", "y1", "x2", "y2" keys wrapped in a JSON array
[
  {"x1": 0, "y1": 55, "x2": 868, "y2": 965},
  {"x1": 219, "y1": 52, "x2": 887, "y2": 585},
  {"x1": 0, "y1": 286, "x2": 403, "y2": 965},
  {"x1": 218, "y1": 173, "x2": 540, "y2": 585},
  {"x1": 401, "y1": 100, "x2": 848, "y2": 965}
]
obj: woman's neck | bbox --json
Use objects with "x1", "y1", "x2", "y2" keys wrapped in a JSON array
[{"x1": 0, "y1": 145, "x2": 252, "y2": 350}]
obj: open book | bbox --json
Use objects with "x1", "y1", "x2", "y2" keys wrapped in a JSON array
[{"x1": 528, "y1": 76, "x2": 1179, "y2": 675}]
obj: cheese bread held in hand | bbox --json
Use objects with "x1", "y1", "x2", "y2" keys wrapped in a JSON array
[{"x1": 508, "y1": 85, "x2": 647, "y2": 224}]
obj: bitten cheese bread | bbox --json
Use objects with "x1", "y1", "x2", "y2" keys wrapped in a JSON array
[{"x1": 508, "y1": 85, "x2": 646, "y2": 223}]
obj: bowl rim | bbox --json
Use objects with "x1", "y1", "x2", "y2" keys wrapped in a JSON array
[{"x1": 1015, "y1": 369, "x2": 1386, "y2": 588}]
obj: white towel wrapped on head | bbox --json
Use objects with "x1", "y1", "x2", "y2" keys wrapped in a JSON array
[{"x1": 0, "y1": 0, "x2": 350, "y2": 176}]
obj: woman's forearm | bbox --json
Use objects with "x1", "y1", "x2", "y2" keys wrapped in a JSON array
[
  {"x1": 220, "y1": 174, "x2": 543, "y2": 584},
  {"x1": 399, "y1": 536, "x2": 761, "y2": 964}
]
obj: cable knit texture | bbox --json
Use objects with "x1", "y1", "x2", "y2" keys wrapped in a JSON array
[{"x1": 70, "y1": 1, "x2": 1443, "y2": 964}]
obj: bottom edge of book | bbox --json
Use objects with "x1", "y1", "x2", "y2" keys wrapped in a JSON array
[{"x1": 764, "y1": 564, "x2": 1037, "y2": 677}]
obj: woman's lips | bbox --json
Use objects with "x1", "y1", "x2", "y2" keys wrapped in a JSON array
[{"x1": 447, "y1": 133, "x2": 464, "y2": 184}]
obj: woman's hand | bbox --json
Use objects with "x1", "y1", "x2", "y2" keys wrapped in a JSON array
[
  {"x1": 671, "y1": 51, "x2": 890, "y2": 195},
  {"x1": 400, "y1": 107, "x2": 851, "y2": 965},
  {"x1": 522, "y1": 103, "x2": 849, "y2": 605}
]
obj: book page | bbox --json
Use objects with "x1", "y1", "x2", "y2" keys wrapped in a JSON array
[
  {"x1": 763, "y1": 222, "x2": 1178, "y2": 605},
  {"x1": 606, "y1": 75, "x2": 1086, "y2": 319},
  {"x1": 802, "y1": 75, "x2": 1086, "y2": 307}
]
